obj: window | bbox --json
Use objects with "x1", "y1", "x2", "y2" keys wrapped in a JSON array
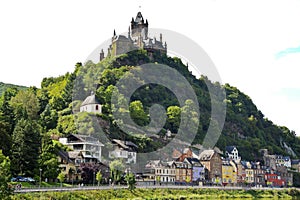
[{"x1": 96, "y1": 105, "x2": 99, "y2": 110}]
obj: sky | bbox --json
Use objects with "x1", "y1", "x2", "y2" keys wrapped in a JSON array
[{"x1": 0, "y1": 0, "x2": 300, "y2": 135}]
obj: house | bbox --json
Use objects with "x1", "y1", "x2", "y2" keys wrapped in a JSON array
[
  {"x1": 225, "y1": 146, "x2": 241, "y2": 163},
  {"x1": 251, "y1": 161, "x2": 265, "y2": 187},
  {"x1": 291, "y1": 160, "x2": 300, "y2": 172},
  {"x1": 143, "y1": 160, "x2": 176, "y2": 185},
  {"x1": 222, "y1": 159, "x2": 237, "y2": 186},
  {"x1": 59, "y1": 134, "x2": 104, "y2": 162},
  {"x1": 109, "y1": 139, "x2": 138, "y2": 164},
  {"x1": 241, "y1": 161, "x2": 254, "y2": 185},
  {"x1": 277, "y1": 166, "x2": 293, "y2": 187},
  {"x1": 265, "y1": 173, "x2": 285, "y2": 187},
  {"x1": 80, "y1": 91, "x2": 102, "y2": 114},
  {"x1": 199, "y1": 150, "x2": 222, "y2": 184},
  {"x1": 184, "y1": 157, "x2": 205, "y2": 184},
  {"x1": 174, "y1": 160, "x2": 192, "y2": 185},
  {"x1": 235, "y1": 161, "x2": 245, "y2": 186},
  {"x1": 57, "y1": 150, "x2": 109, "y2": 183},
  {"x1": 275, "y1": 156, "x2": 291, "y2": 168}
]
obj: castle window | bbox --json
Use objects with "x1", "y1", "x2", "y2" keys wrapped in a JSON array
[{"x1": 96, "y1": 105, "x2": 99, "y2": 110}]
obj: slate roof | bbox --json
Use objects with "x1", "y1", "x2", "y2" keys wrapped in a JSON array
[
  {"x1": 199, "y1": 150, "x2": 215, "y2": 161},
  {"x1": 225, "y1": 146, "x2": 236, "y2": 153},
  {"x1": 81, "y1": 92, "x2": 100, "y2": 106}
]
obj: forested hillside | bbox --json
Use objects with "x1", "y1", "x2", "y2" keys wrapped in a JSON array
[
  {"x1": 0, "y1": 82, "x2": 27, "y2": 96},
  {"x1": 0, "y1": 50, "x2": 299, "y2": 179}
]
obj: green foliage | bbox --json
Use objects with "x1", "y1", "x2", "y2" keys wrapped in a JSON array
[
  {"x1": 57, "y1": 172, "x2": 65, "y2": 187},
  {"x1": 10, "y1": 119, "x2": 41, "y2": 176},
  {"x1": 109, "y1": 159, "x2": 125, "y2": 184},
  {"x1": 0, "y1": 150, "x2": 13, "y2": 199},
  {"x1": 0, "y1": 82, "x2": 27, "y2": 97},
  {"x1": 39, "y1": 136, "x2": 62, "y2": 181},
  {"x1": 124, "y1": 172, "x2": 136, "y2": 191},
  {"x1": 10, "y1": 89, "x2": 40, "y2": 120},
  {"x1": 10, "y1": 188, "x2": 300, "y2": 199},
  {"x1": 96, "y1": 171, "x2": 102, "y2": 186}
]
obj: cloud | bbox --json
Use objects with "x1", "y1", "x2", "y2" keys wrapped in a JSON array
[{"x1": 275, "y1": 45, "x2": 300, "y2": 59}]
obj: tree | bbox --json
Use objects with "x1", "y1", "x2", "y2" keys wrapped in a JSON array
[
  {"x1": 129, "y1": 100, "x2": 149, "y2": 126},
  {"x1": 0, "y1": 112, "x2": 11, "y2": 156},
  {"x1": 125, "y1": 172, "x2": 136, "y2": 191},
  {"x1": 166, "y1": 105, "x2": 181, "y2": 133},
  {"x1": 10, "y1": 119, "x2": 41, "y2": 176},
  {"x1": 39, "y1": 136, "x2": 60, "y2": 182},
  {"x1": 96, "y1": 171, "x2": 102, "y2": 186},
  {"x1": 109, "y1": 160, "x2": 125, "y2": 185},
  {"x1": 0, "y1": 150, "x2": 13, "y2": 199},
  {"x1": 57, "y1": 172, "x2": 65, "y2": 187},
  {"x1": 10, "y1": 89, "x2": 40, "y2": 120}
]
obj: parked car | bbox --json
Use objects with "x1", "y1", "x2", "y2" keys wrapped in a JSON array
[{"x1": 11, "y1": 176, "x2": 35, "y2": 182}]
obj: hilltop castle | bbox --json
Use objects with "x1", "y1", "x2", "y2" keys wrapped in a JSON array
[{"x1": 100, "y1": 12, "x2": 167, "y2": 61}]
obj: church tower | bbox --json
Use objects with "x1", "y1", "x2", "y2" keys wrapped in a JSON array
[{"x1": 131, "y1": 12, "x2": 148, "y2": 40}]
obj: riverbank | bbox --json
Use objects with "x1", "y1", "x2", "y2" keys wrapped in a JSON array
[{"x1": 11, "y1": 188, "x2": 300, "y2": 199}]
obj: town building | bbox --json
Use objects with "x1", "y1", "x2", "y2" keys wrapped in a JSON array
[
  {"x1": 225, "y1": 146, "x2": 241, "y2": 163},
  {"x1": 199, "y1": 150, "x2": 222, "y2": 184},
  {"x1": 109, "y1": 139, "x2": 138, "y2": 164},
  {"x1": 59, "y1": 134, "x2": 104, "y2": 162},
  {"x1": 241, "y1": 161, "x2": 254, "y2": 185},
  {"x1": 251, "y1": 161, "x2": 265, "y2": 187},
  {"x1": 221, "y1": 159, "x2": 237, "y2": 186}
]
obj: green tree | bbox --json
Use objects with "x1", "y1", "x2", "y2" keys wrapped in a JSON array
[
  {"x1": 0, "y1": 150, "x2": 13, "y2": 199},
  {"x1": 124, "y1": 172, "x2": 136, "y2": 191},
  {"x1": 10, "y1": 119, "x2": 41, "y2": 176},
  {"x1": 166, "y1": 105, "x2": 181, "y2": 133},
  {"x1": 109, "y1": 160, "x2": 125, "y2": 185},
  {"x1": 129, "y1": 100, "x2": 149, "y2": 126},
  {"x1": 96, "y1": 171, "x2": 102, "y2": 186},
  {"x1": 57, "y1": 172, "x2": 65, "y2": 187},
  {"x1": 10, "y1": 89, "x2": 40, "y2": 120},
  {"x1": 39, "y1": 136, "x2": 60, "y2": 181},
  {"x1": 0, "y1": 112, "x2": 11, "y2": 156}
]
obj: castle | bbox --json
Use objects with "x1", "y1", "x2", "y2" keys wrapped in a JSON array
[{"x1": 100, "y1": 12, "x2": 167, "y2": 61}]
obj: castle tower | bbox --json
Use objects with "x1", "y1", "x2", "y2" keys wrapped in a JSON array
[
  {"x1": 131, "y1": 12, "x2": 148, "y2": 40},
  {"x1": 99, "y1": 49, "x2": 104, "y2": 61}
]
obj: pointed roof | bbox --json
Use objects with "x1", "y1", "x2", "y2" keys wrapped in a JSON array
[
  {"x1": 135, "y1": 12, "x2": 144, "y2": 23},
  {"x1": 225, "y1": 146, "x2": 237, "y2": 153},
  {"x1": 81, "y1": 91, "x2": 100, "y2": 106}
]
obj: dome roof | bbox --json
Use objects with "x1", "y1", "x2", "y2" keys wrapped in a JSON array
[{"x1": 81, "y1": 92, "x2": 100, "y2": 106}]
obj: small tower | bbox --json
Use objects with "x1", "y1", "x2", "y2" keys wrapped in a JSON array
[
  {"x1": 131, "y1": 12, "x2": 148, "y2": 40},
  {"x1": 99, "y1": 49, "x2": 104, "y2": 61}
]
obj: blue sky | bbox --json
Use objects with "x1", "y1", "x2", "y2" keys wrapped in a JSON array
[{"x1": 276, "y1": 45, "x2": 300, "y2": 59}]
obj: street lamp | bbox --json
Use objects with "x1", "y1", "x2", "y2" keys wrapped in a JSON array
[
  {"x1": 39, "y1": 168, "x2": 42, "y2": 188},
  {"x1": 93, "y1": 171, "x2": 95, "y2": 186}
]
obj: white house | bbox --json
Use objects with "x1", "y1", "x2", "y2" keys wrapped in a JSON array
[
  {"x1": 59, "y1": 134, "x2": 104, "y2": 163},
  {"x1": 80, "y1": 91, "x2": 102, "y2": 114},
  {"x1": 109, "y1": 139, "x2": 138, "y2": 164},
  {"x1": 225, "y1": 146, "x2": 241, "y2": 163}
]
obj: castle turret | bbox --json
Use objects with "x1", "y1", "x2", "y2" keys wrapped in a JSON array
[
  {"x1": 100, "y1": 49, "x2": 104, "y2": 61},
  {"x1": 131, "y1": 12, "x2": 148, "y2": 40}
]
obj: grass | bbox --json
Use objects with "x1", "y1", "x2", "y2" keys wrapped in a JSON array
[{"x1": 11, "y1": 188, "x2": 300, "y2": 200}]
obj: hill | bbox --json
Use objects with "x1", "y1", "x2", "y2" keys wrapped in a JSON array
[
  {"x1": 38, "y1": 49, "x2": 299, "y2": 162},
  {"x1": 1, "y1": 50, "x2": 299, "y2": 170},
  {"x1": 0, "y1": 82, "x2": 27, "y2": 96}
]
